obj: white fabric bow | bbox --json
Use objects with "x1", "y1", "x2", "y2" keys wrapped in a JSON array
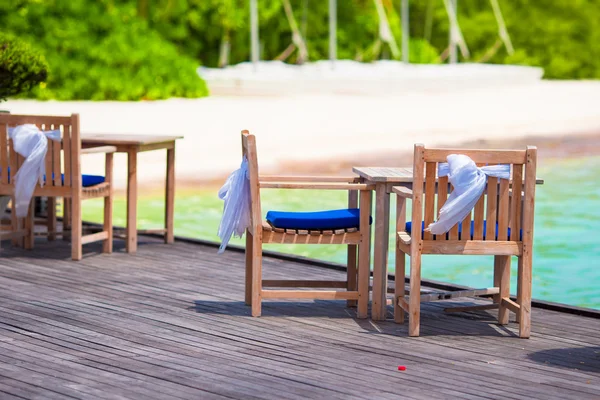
[
  {"x1": 217, "y1": 157, "x2": 251, "y2": 253},
  {"x1": 425, "y1": 154, "x2": 510, "y2": 235},
  {"x1": 6, "y1": 124, "x2": 61, "y2": 217}
]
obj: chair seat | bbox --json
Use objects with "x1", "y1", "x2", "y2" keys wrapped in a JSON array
[
  {"x1": 405, "y1": 220, "x2": 521, "y2": 240},
  {"x1": 1, "y1": 168, "x2": 104, "y2": 188},
  {"x1": 266, "y1": 208, "x2": 371, "y2": 231}
]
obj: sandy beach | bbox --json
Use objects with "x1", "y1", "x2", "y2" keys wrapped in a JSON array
[{"x1": 5, "y1": 79, "x2": 600, "y2": 190}]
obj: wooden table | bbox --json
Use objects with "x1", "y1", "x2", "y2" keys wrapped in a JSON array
[
  {"x1": 352, "y1": 167, "x2": 414, "y2": 321},
  {"x1": 81, "y1": 134, "x2": 182, "y2": 253},
  {"x1": 353, "y1": 166, "x2": 544, "y2": 321}
]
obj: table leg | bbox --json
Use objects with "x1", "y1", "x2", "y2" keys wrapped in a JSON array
[
  {"x1": 126, "y1": 149, "x2": 138, "y2": 253},
  {"x1": 371, "y1": 183, "x2": 390, "y2": 321},
  {"x1": 165, "y1": 146, "x2": 175, "y2": 244}
]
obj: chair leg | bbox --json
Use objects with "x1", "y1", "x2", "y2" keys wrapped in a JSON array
[
  {"x1": 346, "y1": 244, "x2": 358, "y2": 308},
  {"x1": 102, "y1": 194, "x2": 113, "y2": 254},
  {"x1": 24, "y1": 200, "x2": 34, "y2": 250},
  {"x1": 408, "y1": 253, "x2": 422, "y2": 337},
  {"x1": 357, "y1": 234, "x2": 370, "y2": 319},
  {"x1": 103, "y1": 152, "x2": 114, "y2": 254},
  {"x1": 495, "y1": 255, "x2": 511, "y2": 325},
  {"x1": 63, "y1": 198, "x2": 71, "y2": 241},
  {"x1": 11, "y1": 197, "x2": 21, "y2": 247},
  {"x1": 394, "y1": 249, "x2": 406, "y2": 324},
  {"x1": 71, "y1": 196, "x2": 82, "y2": 261},
  {"x1": 357, "y1": 189, "x2": 372, "y2": 319},
  {"x1": 517, "y1": 255, "x2": 532, "y2": 338},
  {"x1": 47, "y1": 197, "x2": 57, "y2": 241},
  {"x1": 245, "y1": 231, "x2": 253, "y2": 306},
  {"x1": 250, "y1": 235, "x2": 262, "y2": 317}
]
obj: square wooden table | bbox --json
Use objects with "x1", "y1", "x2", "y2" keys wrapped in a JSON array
[
  {"x1": 352, "y1": 167, "x2": 414, "y2": 321},
  {"x1": 81, "y1": 134, "x2": 182, "y2": 253},
  {"x1": 353, "y1": 166, "x2": 544, "y2": 321}
]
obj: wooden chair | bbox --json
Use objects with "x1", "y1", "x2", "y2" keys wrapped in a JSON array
[
  {"x1": 393, "y1": 144, "x2": 537, "y2": 338},
  {"x1": 242, "y1": 130, "x2": 373, "y2": 318},
  {"x1": 0, "y1": 113, "x2": 114, "y2": 260}
]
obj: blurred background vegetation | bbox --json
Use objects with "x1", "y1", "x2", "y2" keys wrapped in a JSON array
[{"x1": 2, "y1": 0, "x2": 599, "y2": 101}]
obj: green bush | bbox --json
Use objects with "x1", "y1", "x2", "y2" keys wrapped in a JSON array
[
  {"x1": 0, "y1": 33, "x2": 48, "y2": 101},
  {"x1": 0, "y1": 0, "x2": 208, "y2": 100},
  {"x1": 408, "y1": 0, "x2": 600, "y2": 79},
  {"x1": 147, "y1": 0, "x2": 600, "y2": 79},
  {"x1": 137, "y1": 0, "x2": 441, "y2": 66}
]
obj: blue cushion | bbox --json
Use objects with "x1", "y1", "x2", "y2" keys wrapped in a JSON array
[
  {"x1": 266, "y1": 208, "x2": 372, "y2": 231},
  {"x1": 0, "y1": 168, "x2": 104, "y2": 187},
  {"x1": 81, "y1": 174, "x2": 105, "y2": 187},
  {"x1": 405, "y1": 220, "x2": 521, "y2": 240}
]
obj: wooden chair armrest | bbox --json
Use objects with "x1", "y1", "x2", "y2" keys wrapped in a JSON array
[
  {"x1": 260, "y1": 182, "x2": 373, "y2": 190},
  {"x1": 392, "y1": 186, "x2": 413, "y2": 198},
  {"x1": 259, "y1": 175, "x2": 361, "y2": 183},
  {"x1": 82, "y1": 146, "x2": 117, "y2": 154}
]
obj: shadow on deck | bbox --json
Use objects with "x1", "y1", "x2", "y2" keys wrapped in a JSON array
[{"x1": 0, "y1": 236, "x2": 599, "y2": 399}]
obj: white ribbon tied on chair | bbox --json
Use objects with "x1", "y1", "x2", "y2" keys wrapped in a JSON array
[
  {"x1": 425, "y1": 154, "x2": 510, "y2": 235},
  {"x1": 217, "y1": 157, "x2": 251, "y2": 253},
  {"x1": 7, "y1": 124, "x2": 61, "y2": 217}
]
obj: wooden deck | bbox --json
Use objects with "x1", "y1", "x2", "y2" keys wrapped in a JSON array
[{"x1": 0, "y1": 236, "x2": 599, "y2": 399}]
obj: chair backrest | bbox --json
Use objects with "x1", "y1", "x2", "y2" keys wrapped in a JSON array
[
  {"x1": 241, "y1": 130, "x2": 262, "y2": 234},
  {"x1": 0, "y1": 113, "x2": 81, "y2": 196},
  {"x1": 411, "y1": 144, "x2": 537, "y2": 246}
]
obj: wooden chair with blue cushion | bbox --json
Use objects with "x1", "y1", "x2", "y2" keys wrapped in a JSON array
[
  {"x1": 242, "y1": 130, "x2": 374, "y2": 318},
  {"x1": 0, "y1": 113, "x2": 114, "y2": 260},
  {"x1": 393, "y1": 144, "x2": 537, "y2": 338}
]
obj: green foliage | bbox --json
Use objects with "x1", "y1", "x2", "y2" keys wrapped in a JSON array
[
  {"x1": 408, "y1": 0, "x2": 600, "y2": 79},
  {"x1": 2, "y1": 0, "x2": 599, "y2": 102},
  {"x1": 0, "y1": 33, "x2": 48, "y2": 101},
  {"x1": 135, "y1": 0, "x2": 440, "y2": 66},
  {"x1": 0, "y1": 0, "x2": 208, "y2": 100}
]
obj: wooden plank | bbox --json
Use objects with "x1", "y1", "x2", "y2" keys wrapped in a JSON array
[
  {"x1": 261, "y1": 290, "x2": 359, "y2": 300},
  {"x1": 473, "y1": 192, "x2": 485, "y2": 240},
  {"x1": 423, "y1": 148, "x2": 526, "y2": 164},
  {"x1": 52, "y1": 127, "x2": 61, "y2": 186},
  {"x1": 63, "y1": 124, "x2": 72, "y2": 188},
  {"x1": 0, "y1": 233, "x2": 599, "y2": 400},
  {"x1": 420, "y1": 287, "x2": 499, "y2": 302},
  {"x1": 518, "y1": 147, "x2": 537, "y2": 339},
  {"x1": 486, "y1": 176, "x2": 498, "y2": 240},
  {"x1": 346, "y1": 190, "x2": 358, "y2": 307},
  {"x1": 424, "y1": 162, "x2": 436, "y2": 241},
  {"x1": 165, "y1": 147, "x2": 175, "y2": 244},
  {"x1": 81, "y1": 230, "x2": 109, "y2": 245},
  {"x1": 497, "y1": 177, "x2": 510, "y2": 241},
  {"x1": 260, "y1": 175, "x2": 359, "y2": 183},
  {"x1": 510, "y1": 164, "x2": 523, "y2": 241},
  {"x1": 126, "y1": 148, "x2": 138, "y2": 253},
  {"x1": 44, "y1": 124, "x2": 53, "y2": 187},
  {"x1": 81, "y1": 133, "x2": 183, "y2": 146},
  {"x1": 395, "y1": 189, "x2": 407, "y2": 323},
  {"x1": 0, "y1": 122, "x2": 8, "y2": 185},
  {"x1": 436, "y1": 175, "x2": 448, "y2": 241},
  {"x1": 448, "y1": 185, "x2": 459, "y2": 240},
  {"x1": 444, "y1": 304, "x2": 499, "y2": 313},
  {"x1": 502, "y1": 297, "x2": 521, "y2": 314},
  {"x1": 260, "y1": 182, "x2": 372, "y2": 190},
  {"x1": 0, "y1": 114, "x2": 73, "y2": 125},
  {"x1": 262, "y1": 280, "x2": 347, "y2": 288},
  {"x1": 371, "y1": 183, "x2": 390, "y2": 321},
  {"x1": 357, "y1": 189, "x2": 371, "y2": 318},
  {"x1": 422, "y1": 240, "x2": 521, "y2": 255}
]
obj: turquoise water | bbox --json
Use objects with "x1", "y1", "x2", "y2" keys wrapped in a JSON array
[{"x1": 82, "y1": 156, "x2": 600, "y2": 309}]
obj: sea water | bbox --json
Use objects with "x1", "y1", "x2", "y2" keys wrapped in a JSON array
[{"x1": 82, "y1": 156, "x2": 600, "y2": 309}]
